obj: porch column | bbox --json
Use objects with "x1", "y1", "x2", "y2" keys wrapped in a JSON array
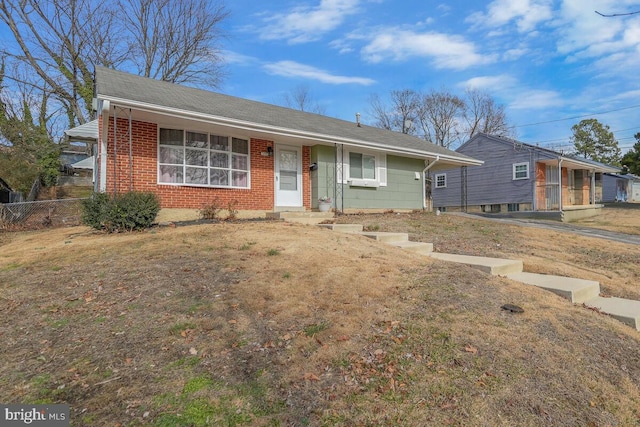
[
  {"x1": 591, "y1": 170, "x2": 596, "y2": 205},
  {"x1": 558, "y1": 158, "x2": 563, "y2": 211}
]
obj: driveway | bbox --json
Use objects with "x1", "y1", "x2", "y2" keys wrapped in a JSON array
[{"x1": 454, "y1": 213, "x2": 640, "y2": 246}]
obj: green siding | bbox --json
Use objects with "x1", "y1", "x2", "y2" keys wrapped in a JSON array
[{"x1": 311, "y1": 145, "x2": 424, "y2": 210}]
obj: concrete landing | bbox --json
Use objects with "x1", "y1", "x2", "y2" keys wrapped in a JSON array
[
  {"x1": 389, "y1": 240, "x2": 434, "y2": 254},
  {"x1": 585, "y1": 297, "x2": 640, "y2": 330},
  {"x1": 507, "y1": 272, "x2": 600, "y2": 304},
  {"x1": 317, "y1": 223, "x2": 363, "y2": 233},
  {"x1": 356, "y1": 231, "x2": 409, "y2": 243},
  {"x1": 427, "y1": 253, "x2": 523, "y2": 275},
  {"x1": 266, "y1": 211, "x2": 332, "y2": 225}
]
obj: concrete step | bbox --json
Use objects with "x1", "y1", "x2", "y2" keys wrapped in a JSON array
[
  {"x1": 317, "y1": 223, "x2": 364, "y2": 233},
  {"x1": 356, "y1": 231, "x2": 409, "y2": 243},
  {"x1": 585, "y1": 297, "x2": 640, "y2": 330},
  {"x1": 506, "y1": 272, "x2": 600, "y2": 304},
  {"x1": 389, "y1": 240, "x2": 434, "y2": 254},
  {"x1": 266, "y1": 211, "x2": 333, "y2": 225},
  {"x1": 427, "y1": 253, "x2": 523, "y2": 275}
]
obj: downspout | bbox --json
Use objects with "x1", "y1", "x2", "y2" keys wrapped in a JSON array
[{"x1": 422, "y1": 155, "x2": 440, "y2": 209}]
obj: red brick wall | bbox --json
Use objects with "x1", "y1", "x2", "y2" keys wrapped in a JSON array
[{"x1": 102, "y1": 117, "x2": 310, "y2": 210}]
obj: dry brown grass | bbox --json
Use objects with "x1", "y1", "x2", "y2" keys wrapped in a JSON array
[{"x1": 1, "y1": 208, "x2": 640, "y2": 426}]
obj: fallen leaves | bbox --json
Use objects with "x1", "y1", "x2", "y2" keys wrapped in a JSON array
[
  {"x1": 303, "y1": 372, "x2": 320, "y2": 381},
  {"x1": 464, "y1": 344, "x2": 478, "y2": 354}
]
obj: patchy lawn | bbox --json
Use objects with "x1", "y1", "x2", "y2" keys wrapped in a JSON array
[{"x1": 1, "y1": 210, "x2": 640, "y2": 426}]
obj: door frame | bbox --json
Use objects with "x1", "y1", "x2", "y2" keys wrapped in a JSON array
[{"x1": 274, "y1": 144, "x2": 303, "y2": 208}]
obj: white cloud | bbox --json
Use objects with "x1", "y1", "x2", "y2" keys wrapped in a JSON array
[
  {"x1": 510, "y1": 89, "x2": 564, "y2": 110},
  {"x1": 460, "y1": 74, "x2": 518, "y2": 91},
  {"x1": 254, "y1": 0, "x2": 361, "y2": 44},
  {"x1": 221, "y1": 50, "x2": 259, "y2": 66},
  {"x1": 466, "y1": 0, "x2": 553, "y2": 33},
  {"x1": 554, "y1": 1, "x2": 640, "y2": 79},
  {"x1": 360, "y1": 29, "x2": 493, "y2": 70},
  {"x1": 263, "y1": 60, "x2": 376, "y2": 85}
]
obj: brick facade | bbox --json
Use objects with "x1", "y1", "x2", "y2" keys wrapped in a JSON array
[{"x1": 101, "y1": 117, "x2": 311, "y2": 210}]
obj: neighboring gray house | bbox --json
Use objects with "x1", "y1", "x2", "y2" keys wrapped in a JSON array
[
  {"x1": 431, "y1": 134, "x2": 620, "y2": 221},
  {"x1": 601, "y1": 173, "x2": 640, "y2": 203},
  {"x1": 77, "y1": 67, "x2": 482, "y2": 214}
]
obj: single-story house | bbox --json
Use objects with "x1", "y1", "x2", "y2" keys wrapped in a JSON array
[
  {"x1": 75, "y1": 67, "x2": 482, "y2": 215},
  {"x1": 431, "y1": 134, "x2": 620, "y2": 221},
  {"x1": 600, "y1": 173, "x2": 640, "y2": 203}
]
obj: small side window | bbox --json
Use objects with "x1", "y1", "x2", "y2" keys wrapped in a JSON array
[
  {"x1": 435, "y1": 174, "x2": 446, "y2": 188},
  {"x1": 513, "y1": 163, "x2": 529, "y2": 180}
]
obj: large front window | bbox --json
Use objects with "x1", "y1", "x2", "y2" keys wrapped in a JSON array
[{"x1": 159, "y1": 129, "x2": 249, "y2": 188}]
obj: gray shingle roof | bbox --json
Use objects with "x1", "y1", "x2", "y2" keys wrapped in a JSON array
[{"x1": 94, "y1": 67, "x2": 480, "y2": 164}]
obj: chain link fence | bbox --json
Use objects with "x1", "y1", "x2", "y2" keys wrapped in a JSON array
[{"x1": 0, "y1": 198, "x2": 87, "y2": 230}]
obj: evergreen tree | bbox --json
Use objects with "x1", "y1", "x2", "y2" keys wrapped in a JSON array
[
  {"x1": 571, "y1": 118, "x2": 621, "y2": 165},
  {"x1": 621, "y1": 132, "x2": 640, "y2": 175}
]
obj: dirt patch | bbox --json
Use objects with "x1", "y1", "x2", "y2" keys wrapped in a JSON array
[{"x1": 1, "y1": 213, "x2": 640, "y2": 426}]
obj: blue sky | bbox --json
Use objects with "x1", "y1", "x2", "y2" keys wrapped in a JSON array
[{"x1": 219, "y1": 0, "x2": 640, "y2": 153}]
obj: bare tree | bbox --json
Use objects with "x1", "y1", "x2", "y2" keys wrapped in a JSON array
[
  {"x1": 369, "y1": 87, "x2": 511, "y2": 149},
  {"x1": 0, "y1": 0, "x2": 229, "y2": 130},
  {"x1": 120, "y1": 0, "x2": 228, "y2": 86},
  {"x1": 282, "y1": 84, "x2": 326, "y2": 114},
  {"x1": 368, "y1": 93, "x2": 394, "y2": 131},
  {"x1": 417, "y1": 90, "x2": 465, "y2": 148},
  {"x1": 368, "y1": 89, "x2": 419, "y2": 135},
  {"x1": 463, "y1": 88, "x2": 512, "y2": 140}
]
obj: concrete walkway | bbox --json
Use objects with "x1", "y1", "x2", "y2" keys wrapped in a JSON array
[
  {"x1": 317, "y1": 222, "x2": 640, "y2": 331},
  {"x1": 452, "y1": 212, "x2": 640, "y2": 246}
]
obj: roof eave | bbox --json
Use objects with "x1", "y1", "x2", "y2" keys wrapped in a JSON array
[{"x1": 98, "y1": 94, "x2": 483, "y2": 166}]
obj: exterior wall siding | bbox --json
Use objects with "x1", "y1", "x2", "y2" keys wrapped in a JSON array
[
  {"x1": 103, "y1": 117, "x2": 311, "y2": 210},
  {"x1": 311, "y1": 145, "x2": 425, "y2": 210},
  {"x1": 432, "y1": 135, "x2": 546, "y2": 209}
]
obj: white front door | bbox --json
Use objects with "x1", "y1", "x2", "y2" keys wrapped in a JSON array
[{"x1": 275, "y1": 144, "x2": 303, "y2": 208}]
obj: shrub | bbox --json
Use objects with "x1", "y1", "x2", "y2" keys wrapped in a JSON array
[
  {"x1": 81, "y1": 191, "x2": 160, "y2": 232},
  {"x1": 226, "y1": 200, "x2": 239, "y2": 221},
  {"x1": 199, "y1": 198, "x2": 222, "y2": 220}
]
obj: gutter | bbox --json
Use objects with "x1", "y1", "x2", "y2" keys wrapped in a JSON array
[{"x1": 422, "y1": 156, "x2": 440, "y2": 209}]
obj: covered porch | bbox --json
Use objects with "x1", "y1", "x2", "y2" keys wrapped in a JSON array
[{"x1": 534, "y1": 156, "x2": 619, "y2": 220}]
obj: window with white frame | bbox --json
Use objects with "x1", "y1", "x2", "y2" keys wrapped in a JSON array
[
  {"x1": 513, "y1": 162, "x2": 529, "y2": 180},
  {"x1": 340, "y1": 149, "x2": 387, "y2": 187},
  {"x1": 435, "y1": 173, "x2": 446, "y2": 188},
  {"x1": 349, "y1": 152, "x2": 376, "y2": 180},
  {"x1": 158, "y1": 128, "x2": 249, "y2": 188}
]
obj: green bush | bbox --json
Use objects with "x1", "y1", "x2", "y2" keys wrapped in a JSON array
[{"x1": 81, "y1": 191, "x2": 160, "y2": 232}]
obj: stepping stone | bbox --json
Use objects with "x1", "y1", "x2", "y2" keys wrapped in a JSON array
[
  {"x1": 388, "y1": 240, "x2": 434, "y2": 254},
  {"x1": 427, "y1": 253, "x2": 523, "y2": 275},
  {"x1": 317, "y1": 224, "x2": 363, "y2": 233},
  {"x1": 356, "y1": 231, "x2": 409, "y2": 243},
  {"x1": 585, "y1": 297, "x2": 640, "y2": 330},
  {"x1": 507, "y1": 272, "x2": 600, "y2": 304}
]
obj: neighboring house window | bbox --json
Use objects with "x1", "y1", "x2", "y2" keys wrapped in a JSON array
[
  {"x1": 158, "y1": 128, "x2": 249, "y2": 188},
  {"x1": 513, "y1": 162, "x2": 529, "y2": 180},
  {"x1": 435, "y1": 174, "x2": 446, "y2": 188},
  {"x1": 340, "y1": 149, "x2": 387, "y2": 187}
]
